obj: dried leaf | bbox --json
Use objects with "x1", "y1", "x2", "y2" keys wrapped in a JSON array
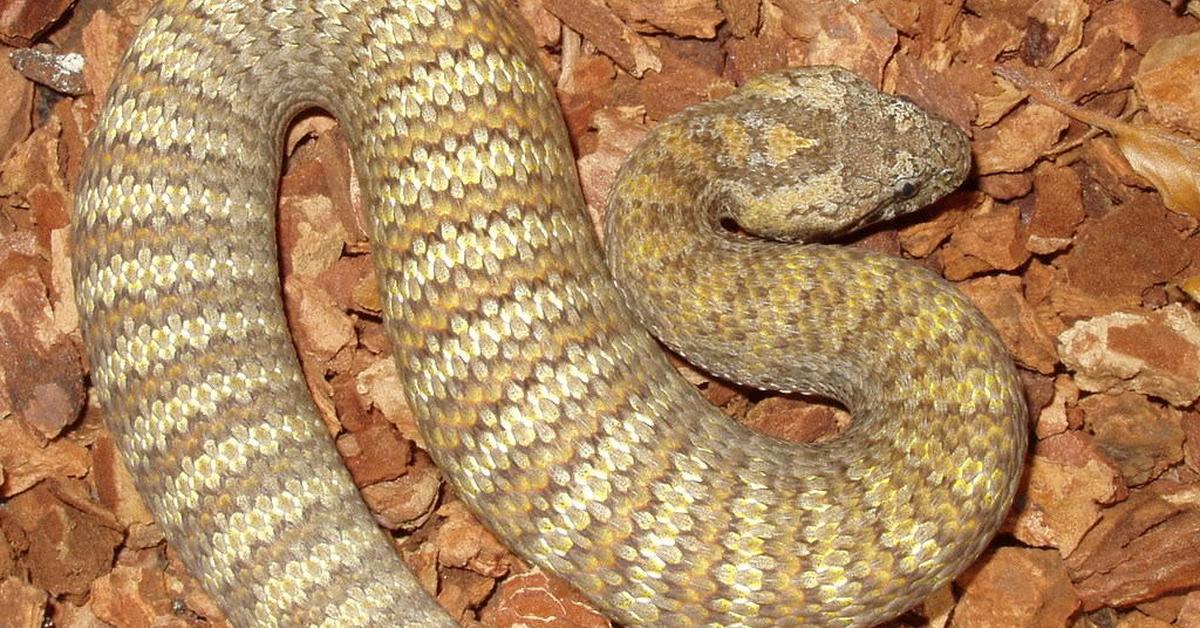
[
  {"x1": 1135, "y1": 31, "x2": 1200, "y2": 134},
  {"x1": 997, "y1": 66, "x2": 1200, "y2": 218},
  {"x1": 1180, "y1": 274, "x2": 1200, "y2": 304}
]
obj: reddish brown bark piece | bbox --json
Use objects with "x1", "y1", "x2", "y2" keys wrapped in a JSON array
[
  {"x1": 91, "y1": 434, "x2": 160, "y2": 549},
  {"x1": 1027, "y1": 163, "x2": 1084, "y2": 255},
  {"x1": 960, "y1": 274, "x2": 1060, "y2": 374},
  {"x1": 1034, "y1": 374, "x2": 1081, "y2": 439},
  {"x1": 0, "y1": 0, "x2": 75, "y2": 47},
  {"x1": 951, "y1": 547, "x2": 1080, "y2": 627},
  {"x1": 977, "y1": 171, "x2": 1034, "y2": 200},
  {"x1": 1058, "y1": 197, "x2": 1191, "y2": 316},
  {"x1": 558, "y1": 53, "x2": 619, "y2": 143},
  {"x1": 803, "y1": 5, "x2": 898, "y2": 86},
  {"x1": 90, "y1": 565, "x2": 181, "y2": 628},
  {"x1": 1094, "y1": 0, "x2": 1199, "y2": 54},
  {"x1": 1, "y1": 127, "x2": 63, "y2": 235},
  {"x1": 894, "y1": 56, "x2": 977, "y2": 134},
  {"x1": 0, "y1": 418, "x2": 88, "y2": 497},
  {"x1": 897, "y1": 193, "x2": 968, "y2": 258},
  {"x1": 1024, "y1": 0, "x2": 1089, "y2": 68},
  {"x1": 434, "y1": 502, "x2": 514, "y2": 579},
  {"x1": 1012, "y1": 431, "x2": 1124, "y2": 555},
  {"x1": 438, "y1": 568, "x2": 497, "y2": 624},
  {"x1": 8, "y1": 48, "x2": 87, "y2": 95},
  {"x1": 542, "y1": 0, "x2": 661, "y2": 77},
  {"x1": 355, "y1": 356, "x2": 424, "y2": 446},
  {"x1": 281, "y1": 121, "x2": 366, "y2": 245},
  {"x1": 1059, "y1": 304, "x2": 1200, "y2": 407},
  {"x1": 637, "y1": 40, "x2": 731, "y2": 122},
  {"x1": 0, "y1": 576, "x2": 47, "y2": 628},
  {"x1": 741, "y1": 396, "x2": 847, "y2": 443},
  {"x1": 0, "y1": 47, "x2": 33, "y2": 159},
  {"x1": 606, "y1": 0, "x2": 723, "y2": 38},
  {"x1": 1180, "y1": 592, "x2": 1200, "y2": 627},
  {"x1": 4, "y1": 484, "x2": 123, "y2": 597},
  {"x1": 974, "y1": 103, "x2": 1070, "y2": 174},
  {"x1": 0, "y1": 268, "x2": 84, "y2": 439},
  {"x1": 1068, "y1": 483, "x2": 1200, "y2": 611},
  {"x1": 973, "y1": 75, "x2": 1028, "y2": 128},
  {"x1": 336, "y1": 422, "x2": 413, "y2": 486},
  {"x1": 717, "y1": 0, "x2": 759, "y2": 37},
  {"x1": 576, "y1": 108, "x2": 648, "y2": 220},
  {"x1": 515, "y1": 0, "x2": 562, "y2": 49},
  {"x1": 285, "y1": 279, "x2": 356, "y2": 365},
  {"x1": 960, "y1": 14, "x2": 1023, "y2": 64},
  {"x1": 80, "y1": 10, "x2": 138, "y2": 102},
  {"x1": 940, "y1": 199, "x2": 1030, "y2": 280},
  {"x1": 1136, "y1": 32, "x2": 1200, "y2": 136},
  {"x1": 291, "y1": 200, "x2": 352, "y2": 279},
  {"x1": 1053, "y1": 27, "x2": 1136, "y2": 102},
  {"x1": 869, "y1": 0, "x2": 921, "y2": 35},
  {"x1": 404, "y1": 541, "x2": 440, "y2": 599},
  {"x1": 1079, "y1": 392, "x2": 1184, "y2": 487},
  {"x1": 1184, "y1": 412, "x2": 1200, "y2": 475},
  {"x1": 721, "y1": 18, "x2": 796, "y2": 83},
  {"x1": 481, "y1": 568, "x2": 612, "y2": 628},
  {"x1": 1121, "y1": 611, "x2": 1176, "y2": 627},
  {"x1": 362, "y1": 464, "x2": 442, "y2": 530},
  {"x1": 1137, "y1": 592, "x2": 1191, "y2": 624}
]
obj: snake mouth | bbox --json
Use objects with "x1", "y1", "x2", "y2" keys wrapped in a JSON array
[{"x1": 713, "y1": 198, "x2": 906, "y2": 245}]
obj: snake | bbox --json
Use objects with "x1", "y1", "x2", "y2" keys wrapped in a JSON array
[{"x1": 70, "y1": 0, "x2": 1028, "y2": 626}]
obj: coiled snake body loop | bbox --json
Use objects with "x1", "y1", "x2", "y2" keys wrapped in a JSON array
[{"x1": 71, "y1": 0, "x2": 1028, "y2": 626}]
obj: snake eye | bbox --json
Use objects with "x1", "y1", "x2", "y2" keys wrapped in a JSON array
[{"x1": 896, "y1": 180, "x2": 919, "y2": 200}]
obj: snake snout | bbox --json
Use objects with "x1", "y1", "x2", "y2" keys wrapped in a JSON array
[{"x1": 936, "y1": 121, "x2": 973, "y2": 186}]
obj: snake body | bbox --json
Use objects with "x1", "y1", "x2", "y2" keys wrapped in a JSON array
[{"x1": 71, "y1": 0, "x2": 1028, "y2": 626}]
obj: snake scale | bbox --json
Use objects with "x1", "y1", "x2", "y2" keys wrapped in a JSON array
[{"x1": 71, "y1": 0, "x2": 1028, "y2": 626}]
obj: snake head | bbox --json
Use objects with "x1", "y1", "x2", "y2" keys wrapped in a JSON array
[{"x1": 684, "y1": 67, "x2": 971, "y2": 243}]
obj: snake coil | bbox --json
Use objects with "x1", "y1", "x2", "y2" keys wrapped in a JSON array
[{"x1": 72, "y1": 0, "x2": 1027, "y2": 625}]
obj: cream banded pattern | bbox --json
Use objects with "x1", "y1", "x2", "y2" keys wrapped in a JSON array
[{"x1": 72, "y1": 0, "x2": 1027, "y2": 626}]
